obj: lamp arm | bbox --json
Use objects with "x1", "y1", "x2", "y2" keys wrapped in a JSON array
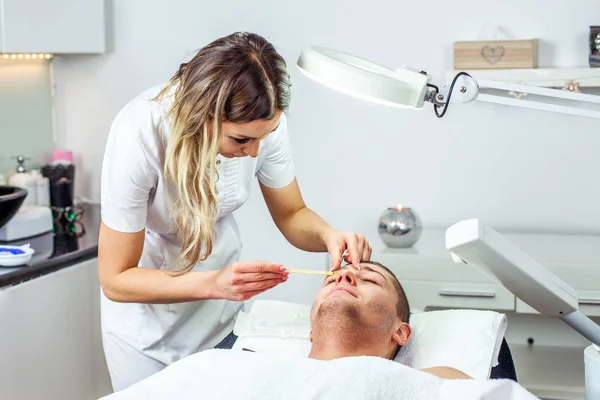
[
  {"x1": 421, "y1": 72, "x2": 479, "y2": 118},
  {"x1": 562, "y1": 311, "x2": 600, "y2": 351},
  {"x1": 425, "y1": 72, "x2": 600, "y2": 120}
]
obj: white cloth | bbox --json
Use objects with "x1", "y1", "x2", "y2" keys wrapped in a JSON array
[
  {"x1": 233, "y1": 300, "x2": 506, "y2": 380},
  {"x1": 99, "y1": 84, "x2": 296, "y2": 388},
  {"x1": 100, "y1": 349, "x2": 539, "y2": 400}
]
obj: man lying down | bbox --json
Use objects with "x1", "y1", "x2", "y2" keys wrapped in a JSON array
[{"x1": 101, "y1": 261, "x2": 538, "y2": 400}]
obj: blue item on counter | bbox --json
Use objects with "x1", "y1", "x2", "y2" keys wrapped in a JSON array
[{"x1": 0, "y1": 247, "x2": 26, "y2": 255}]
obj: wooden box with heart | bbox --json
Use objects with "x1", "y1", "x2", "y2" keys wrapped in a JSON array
[{"x1": 453, "y1": 39, "x2": 538, "y2": 69}]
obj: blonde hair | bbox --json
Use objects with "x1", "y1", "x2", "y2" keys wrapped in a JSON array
[{"x1": 155, "y1": 32, "x2": 291, "y2": 275}]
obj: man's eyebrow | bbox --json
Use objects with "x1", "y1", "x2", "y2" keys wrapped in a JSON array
[{"x1": 359, "y1": 265, "x2": 388, "y2": 282}]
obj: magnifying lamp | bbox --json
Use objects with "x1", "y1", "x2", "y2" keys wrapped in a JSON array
[{"x1": 296, "y1": 45, "x2": 600, "y2": 119}]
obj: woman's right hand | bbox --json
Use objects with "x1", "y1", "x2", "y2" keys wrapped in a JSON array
[{"x1": 212, "y1": 261, "x2": 289, "y2": 301}]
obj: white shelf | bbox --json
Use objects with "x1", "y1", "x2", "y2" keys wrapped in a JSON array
[
  {"x1": 445, "y1": 68, "x2": 600, "y2": 88},
  {"x1": 510, "y1": 343, "x2": 585, "y2": 400}
]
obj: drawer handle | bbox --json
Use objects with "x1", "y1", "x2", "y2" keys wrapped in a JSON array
[
  {"x1": 439, "y1": 290, "x2": 496, "y2": 298},
  {"x1": 579, "y1": 298, "x2": 600, "y2": 305}
]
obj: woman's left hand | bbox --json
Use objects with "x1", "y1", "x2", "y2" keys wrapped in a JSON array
[{"x1": 323, "y1": 229, "x2": 372, "y2": 271}]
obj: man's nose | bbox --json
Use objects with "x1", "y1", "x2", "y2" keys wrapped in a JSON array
[
  {"x1": 336, "y1": 269, "x2": 357, "y2": 286},
  {"x1": 244, "y1": 141, "x2": 260, "y2": 158}
]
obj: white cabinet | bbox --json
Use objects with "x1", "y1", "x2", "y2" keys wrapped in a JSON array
[
  {"x1": 0, "y1": 258, "x2": 112, "y2": 399},
  {"x1": 0, "y1": 0, "x2": 105, "y2": 54},
  {"x1": 401, "y1": 280, "x2": 516, "y2": 312}
]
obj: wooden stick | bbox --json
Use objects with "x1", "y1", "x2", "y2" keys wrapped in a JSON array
[{"x1": 286, "y1": 268, "x2": 333, "y2": 276}]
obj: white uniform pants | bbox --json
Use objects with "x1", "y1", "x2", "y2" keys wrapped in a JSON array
[{"x1": 102, "y1": 331, "x2": 166, "y2": 393}]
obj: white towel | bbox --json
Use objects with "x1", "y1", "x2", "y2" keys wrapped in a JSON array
[
  {"x1": 233, "y1": 300, "x2": 507, "y2": 380},
  {"x1": 100, "y1": 349, "x2": 538, "y2": 400}
]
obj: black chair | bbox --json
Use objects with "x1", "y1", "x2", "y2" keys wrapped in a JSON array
[{"x1": 490, "y1": 338, "x2": 517, "y2": 381}]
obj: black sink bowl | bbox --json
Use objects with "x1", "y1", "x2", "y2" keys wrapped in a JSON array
[{"x1": 0, "y1": 186, "x2": 28, "y2": 230}]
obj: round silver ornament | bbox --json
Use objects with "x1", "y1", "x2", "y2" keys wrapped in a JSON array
[{"x1": 377, "y1": 206, "x2": 422, "y2": 248}]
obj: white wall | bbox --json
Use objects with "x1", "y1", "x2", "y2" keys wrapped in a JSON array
[{"x1": 53, "y1": 0, "x2": 600, "y2": 304}]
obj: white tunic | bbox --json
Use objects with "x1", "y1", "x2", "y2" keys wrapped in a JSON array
[{"x1": 99, "y1": 84, "x2": 295, "y2": 365}]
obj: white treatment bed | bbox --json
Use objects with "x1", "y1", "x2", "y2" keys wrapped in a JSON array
[
  {"x1": 99, "y1": 219, "x2": 600, "y2": 400},
  {"x1": 100, "y1": 302, "x2": 535, "y2": 400}
]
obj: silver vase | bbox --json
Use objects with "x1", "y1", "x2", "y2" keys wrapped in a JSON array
[{"x1": 378, "y1": 206, "x2": 422, "y2": 248}]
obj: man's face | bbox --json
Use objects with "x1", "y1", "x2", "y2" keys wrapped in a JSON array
[{"x1": 310, "y1": 263, "x2": 405, "y2": 342}]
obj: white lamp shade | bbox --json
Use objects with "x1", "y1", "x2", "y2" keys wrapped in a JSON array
[{"x1": 296, "y1": 45, "x2": 431, "y2": 109}]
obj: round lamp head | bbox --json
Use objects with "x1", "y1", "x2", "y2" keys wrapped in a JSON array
[{"x1": 296, "y1": 45, "x2": 431, "y2": 109}]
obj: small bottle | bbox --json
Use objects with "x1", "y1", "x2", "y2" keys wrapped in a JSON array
[
  {"x1": 49, "y1": 149, "x2": 75, "y2": 208},
  {"x1": 8, "y1": 156, "x2": 37, "y2": 207},
  {"x1": 31, "y1": 169, "x2": 50, "y2": 207},
  {"x1": 0, "y1": 174, "x2": 5, "y2": 185}
]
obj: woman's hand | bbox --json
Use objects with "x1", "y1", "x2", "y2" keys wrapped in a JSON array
[
  {"x1": 212, "y1": 262, "x2": 289, "y2": 301},
  {"x1": 323, "y1": 230, "x2": 372, "y2": 271}
]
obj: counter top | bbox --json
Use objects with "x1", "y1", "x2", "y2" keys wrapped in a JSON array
[{"x1": 0, "y1": 204, "x2": 100, "y2": 289}]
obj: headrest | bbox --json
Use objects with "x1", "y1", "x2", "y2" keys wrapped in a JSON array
[{"x1": 233, "y1": 300, "x2": 507, "y2": 380}]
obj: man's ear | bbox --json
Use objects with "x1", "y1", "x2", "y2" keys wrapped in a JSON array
[
  {"x1": 391, "y1": 322, "x2": 411, "y2": 346},
  {"x1": 309, "y1": 330, "x2": 313, "y2": 343}
]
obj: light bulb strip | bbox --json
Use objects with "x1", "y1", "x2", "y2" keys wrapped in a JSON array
[{"x1": 0, "y1": 53, "x2": 53, "y2": 60}]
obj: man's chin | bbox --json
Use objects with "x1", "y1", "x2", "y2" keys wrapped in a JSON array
[{"x1": 316, "y1": 297, "x2": 362, "y2": 321}]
